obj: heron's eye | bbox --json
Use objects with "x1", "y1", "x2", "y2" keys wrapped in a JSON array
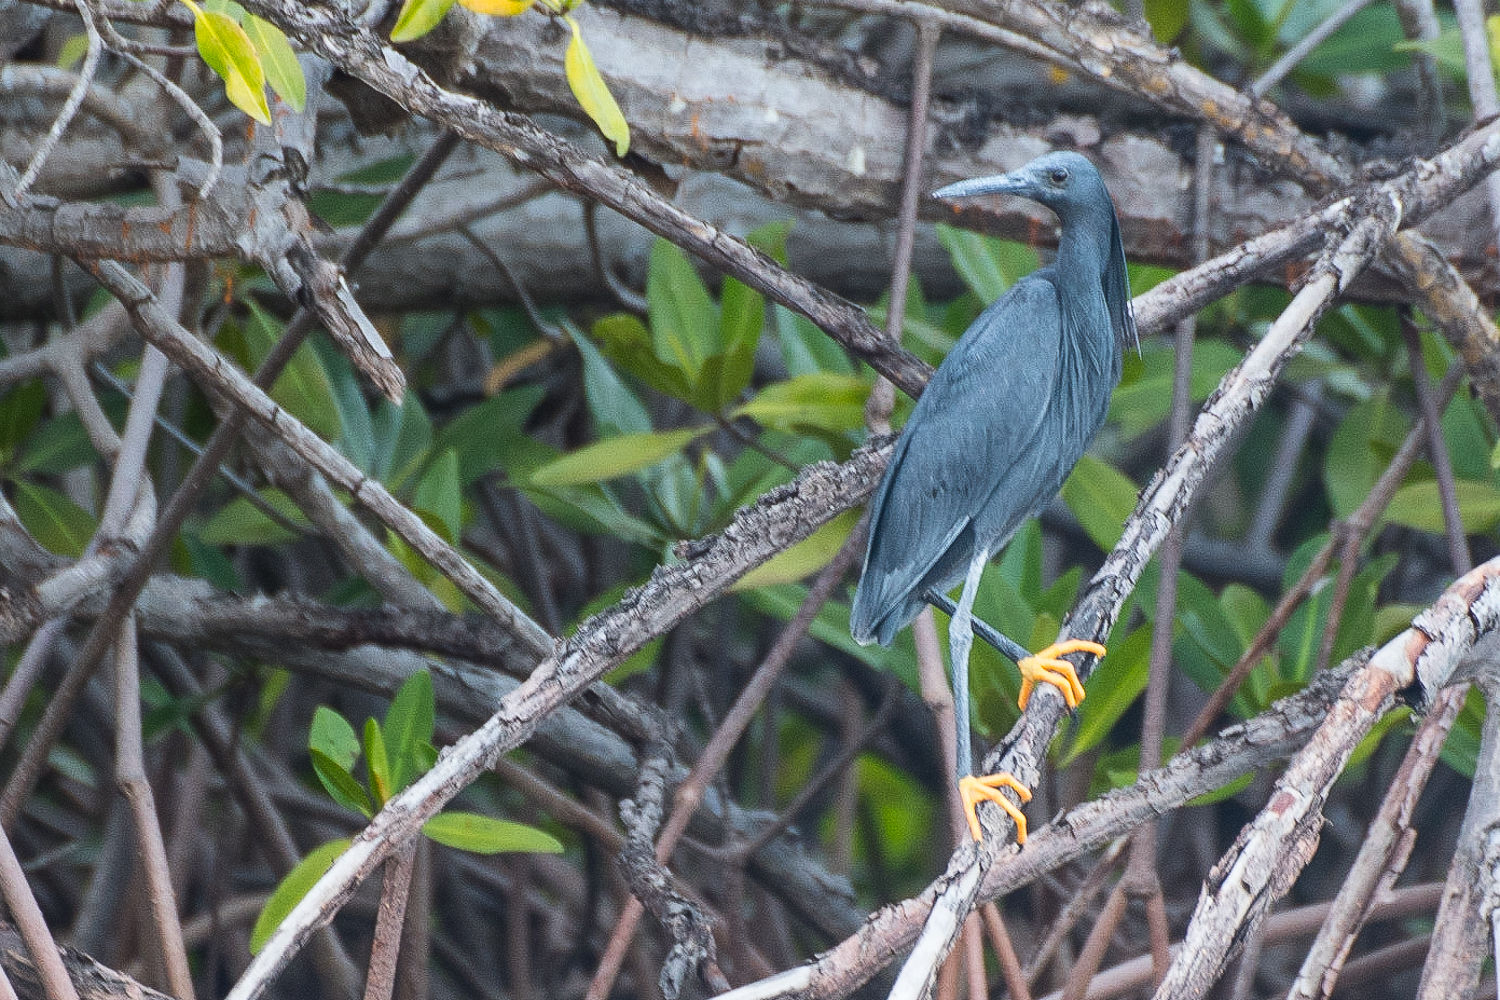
[{"x1": 1049, "y1": 167, "x2": 1069, "y2": 185}]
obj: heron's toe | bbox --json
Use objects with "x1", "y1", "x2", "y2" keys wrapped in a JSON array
[
  {"x1": 959, "y1": 773, "x2": 1032, "y2": 843},
  {"x1": 1016, "y1": 640, "x2": 1103, "y2": 710}
]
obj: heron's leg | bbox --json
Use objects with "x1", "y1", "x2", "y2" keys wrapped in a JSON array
[
  {"x1": 926, "y1": 590, "x2": 1101, "y2": 711},
  {"x1": 925, "y1": 590, "x2": 1031, "y2": 662},
  {"x1": 945, "y1": 552, "x2": 987, "y2": 780},
  {"x1": 944, "y1": 554, "x2": 1033, "y2": 842}
]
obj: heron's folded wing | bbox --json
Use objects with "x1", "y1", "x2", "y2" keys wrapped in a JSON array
[{"x1": 852, "y1": 277, "x2": 1063, "y2": 642}]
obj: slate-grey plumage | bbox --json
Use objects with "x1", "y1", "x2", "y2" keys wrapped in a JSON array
[{"x1": 850, "y1": 151, "x2": 1137, "y2": 842}]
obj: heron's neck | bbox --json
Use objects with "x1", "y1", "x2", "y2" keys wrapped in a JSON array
[{"x1": 1054, "y1": 211, "x2": 1112, "y2": 284}]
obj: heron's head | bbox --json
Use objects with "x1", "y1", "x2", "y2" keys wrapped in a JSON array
[{"x1": 932, "y1": 151, "x2": 1110, "y2": 223}]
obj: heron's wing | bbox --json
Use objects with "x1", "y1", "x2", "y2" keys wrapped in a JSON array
[{"x1": 852, "y1": 276, "x2": 1064, "y2": 644}]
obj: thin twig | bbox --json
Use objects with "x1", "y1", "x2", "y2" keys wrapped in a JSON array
[
  {"x1": 10, "y1": 0, "x2": 103, "y2": 201},
  {"x1": 1453, "y1": 0, "x2": 1500, "y2": 244},
  {"x1": 0, "y1": 825, "x2": 80, "y2": 1000},
  {"x1": 1402, "y1": 311, "x2": 1472, "y2": 574},
  {"x1": 111, "y1": 48, "x2": 223, "y2": 199},
  {"x1": 1248, "y1": 0, "x2": 1376, "y2": 99},
  {"x1": 868, "y1": 13, "x2": 937, "y2": 432},
  {"x1": 112, "y1": 617, "x2": 196, "y2": 1000},
  {"x1": 88, "y1": 363, "x2": 313, "y2": 537},
  {"x1": 362, "y1": 843, "x2": 417, "y2": 1000}
]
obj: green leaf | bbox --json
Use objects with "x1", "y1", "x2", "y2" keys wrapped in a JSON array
[
  {"x1": 747, "y1": 220, "x2": 792, "y2": 264},
  {"x1": 935, "y1": 224, "x2": 1038, "y2": 303},
  {"x1": 364, "y1": 717, "x2": 391, "y2": 806},
  {"x1": 373, "y1": 391, "x2": 433, "y2": 491},
  {"x1": 18, "y1": 412, "x2": 97, "y2": 475},
  {"x1": 414, "y1": 449, "x2": 462, "y2": 543},
  {"x1": 13, "y1": 481, "x2": 97, "y2": 557},
  {"x1": 431, "y1": 386, "x2": 545, "y2": 486},
  {"x1": 183, "y1": 0, "x2": 271, "y2": 125},
  {"x1": 521, "y1": 481, "x2": 664, "y2": 546},
  {"x1": 1393, "y1": 30, "x2": 1468, "y2": 75},
  {"x1": 527, "y1": 427, "x2": 710, "y2": 487},
  {"x1": 1296, "y1": 5, "x2": 1409, "y2": 77},
  {"x1": 716, "y1": 276, "x2": 764, "y2": 410},
  {"x1": 57, "y1": 33, "x2": 89, "y2": 70},
  {"x1": 309, "y1": 705, "x2": 360, "y2": 769},
  {"x1": 197, "y1": 489, "x2": 312, "y2": 546},
  {"x1": 390, "y1": 0, "x2": 457, "y2": 42},
  {"x1": 1441, "y1": 393, "x2": 1492, "y2": 481},
  {"x1": 1387, "y1": 479, "x2": 1500, "y2": 534},
  {"x1": 734, "y1": 374, "x2": 869, "y2": 434},
  {"x1": 1331, "y1": 553, "x2": 1399, "y2": 667},
  {"x1": 733, "y1": 509, "x2": 860, "y2": 591},
  {"x1": 1219, "y1": 583, "x2": 1269, "y2": 650},
  {"x1": 1441, "y1": 686, "x2": 1485, "y2": 778},
  {"x1": 321, "y1": 346, "x2": 376, "y2": 472},
  {"x1": 0, "y1": 380, "x2": 47, "y2": 454},
  {"x1": 592, "y1": 313, "x2": 697, "y2": 403},
  {"x1": 563, "y1": 15, "x2": 630, "y2": 156},
  {"x1": 178, "y1": 533, "x2": 242, "y2": 591},
  {"x1": 243, "y1": 15, "x2": 305, "y2": 111},
  {"x1": 244, "y1": 300, "x2": 341, "y2": 442},
  {"x1": 422, "y1": 811, "x2": 564, "y2": 854},
  {"x1": 310, "y1": 748, "x2": 372, "y2": 817},
  {"x1": 251, "y1": 839, "x2": 351, "y2": 952},
  {"x1": 383, "y1": 670, "x2": 435, "y2": 793},
  {"x1": 1186, "y1": 772, "x2": 1254, "y2": 807},
  {"x1": 1059, "y1": 455, "x2": 1136, "y2": 551},
  {"x1": 1061, "y1": 625, "x2": 1151, "y2": 765},
  {"x1": 1325, "y1": 392, "x2": 1409, "y2": 518},
  {"x1": 773, "y1": 306, "x2": 855, "y2": 378},
  {"x1": 458, "y1": 0, "x2": 533, "y2": 13},
  {"x1": 1143, "y1": 0, "x2": 1189, "y2": 42},
  {"x1": 647, "y1": 240, "x2": 718, "y2": 385},
  {"x1": 1109, "y1": 340, "x2": 1241, "y2": 441},
  {"x1": 568, "y1": 323, "x2": 650, "y2": 436}
]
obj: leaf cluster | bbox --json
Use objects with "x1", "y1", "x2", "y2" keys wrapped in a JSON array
[{"x1": 250, "y1": 670, "x2": 562, "y2": 953}]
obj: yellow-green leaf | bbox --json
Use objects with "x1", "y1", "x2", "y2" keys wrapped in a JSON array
[
  {"x1": 182, "y1": 0, "x2": 271, "y2": 124},
  {"x1": 733, "y1": 374, "x2": 869, "y2": 434},
  {"x1": 458, "y1": 0, "x2": 532, "y2": 13},
  {"x1": 1059, "y1": 455, "x2": 1137, "y2": 551},
  {"x1": 1386, "y1": 479, "x2": 1500, "y2": 534},
  {"x1": 13, "y1": 481, "x2": 97, "y2": 558},
  {"x1": 563, "y1": 15, "x2": 629, "y2": 156},
  {"x1": 528, "y1": 426, "x2": 708, "y2": 487},
  {"x1": 423, "y1": 812, "x2": 563, "y2": 854},
  {"x1": 733, "y1": 510, "x2": 860, "y2": 591},
  {"x1": 390, "y1": 0, "x2": 457, "y2": 42},
  {"x1": 57, "y1": 34, "x2": 89, "y2": 70},
  {"x1": 251, "y1": 839, "x2": 351, "y2": 953},
  {"x1": 244, "y1": 15, "x2": 305, "y2": 111}
]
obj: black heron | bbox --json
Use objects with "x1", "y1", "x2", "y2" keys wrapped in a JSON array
[{"x1": 850, "y1": 151, "x2": 1137, "y2": 843}]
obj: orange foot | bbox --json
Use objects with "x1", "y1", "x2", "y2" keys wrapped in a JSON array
[
  {"x1": 959, "y1": 773, "x2": 1032, "y2": 843},
  {"x1": 1017, "y1": 640, "x2": 1105, "y2": 710}
]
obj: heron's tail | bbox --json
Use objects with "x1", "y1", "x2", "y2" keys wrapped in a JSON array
[{"x1": 850, "y1": 580, "x2": 922, "y2": 648}]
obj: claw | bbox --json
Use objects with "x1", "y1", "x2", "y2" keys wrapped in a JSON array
[
  {"x1": 1016, "y1": 640, "x2": 1104, "y2": 710},
  {"x1": 959, "y1": 772, "x2": 1032, "y2": 843}
]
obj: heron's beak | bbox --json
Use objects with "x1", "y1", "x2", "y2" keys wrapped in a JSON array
[{"x1": 932, "y1": 172, "x2": 1030, "y2": 201}]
